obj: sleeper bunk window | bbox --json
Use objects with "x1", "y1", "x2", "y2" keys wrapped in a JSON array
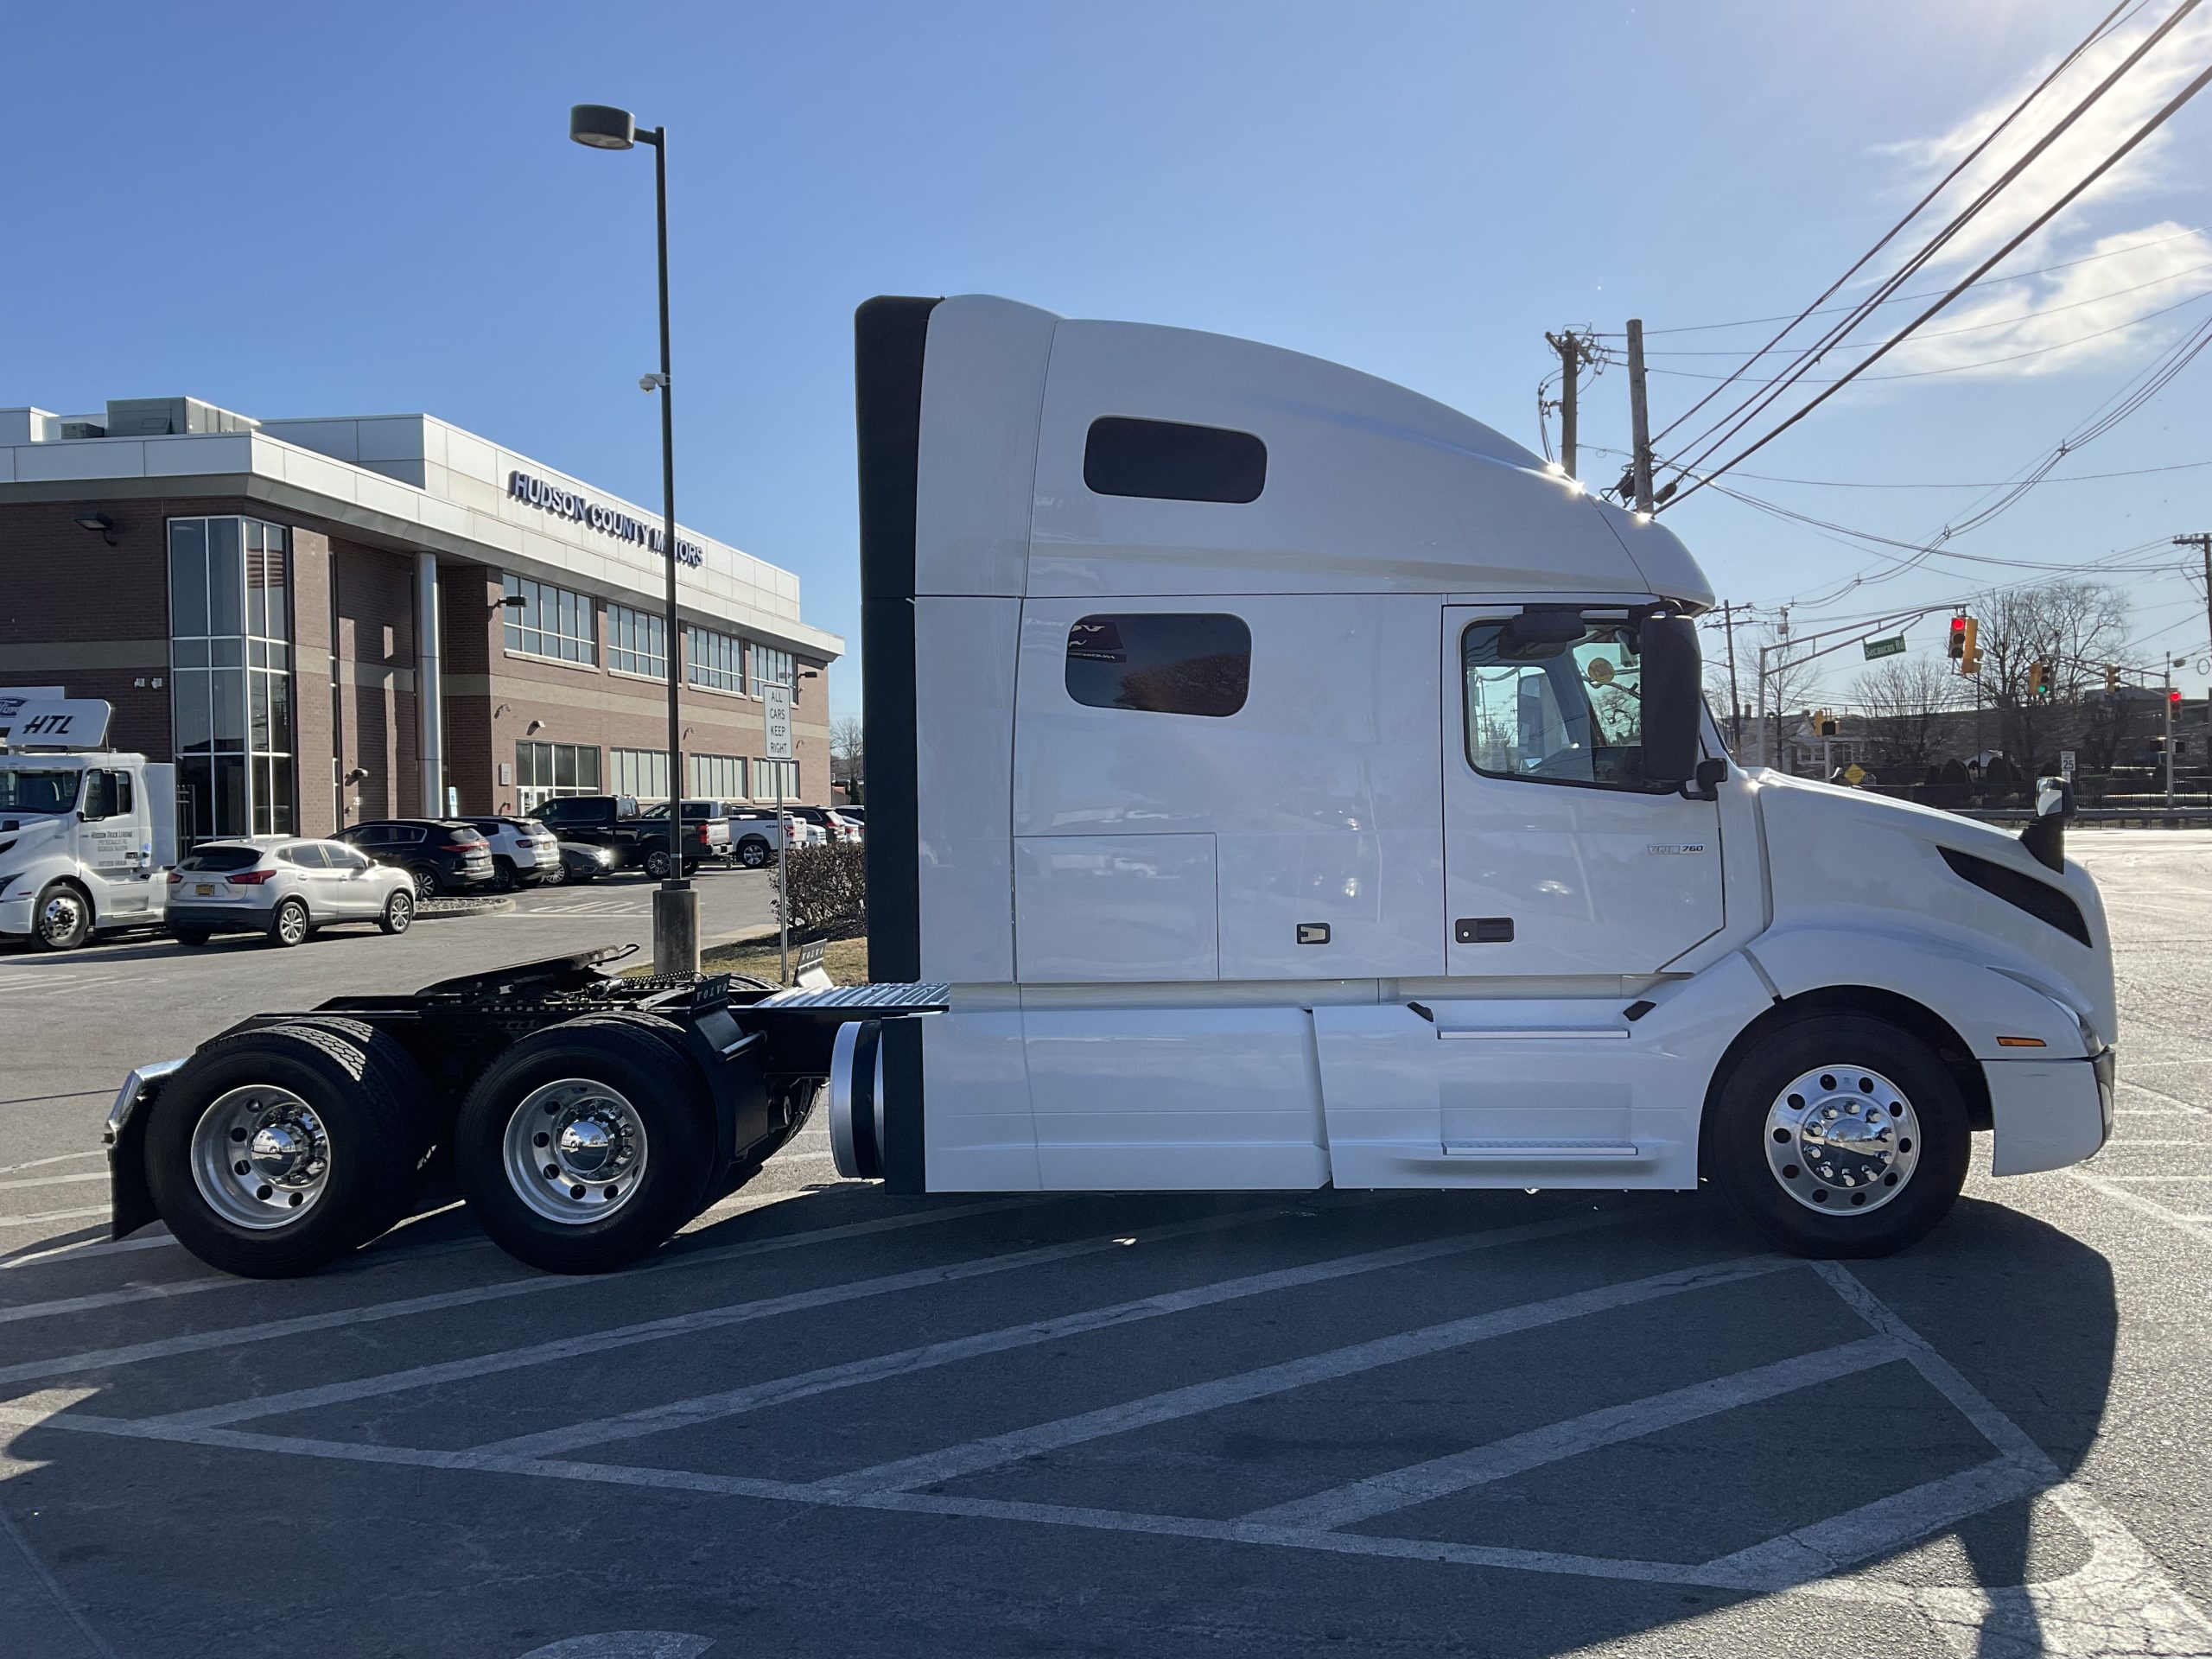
[
  {"x1": 1083, "y1": 417, "x2": 1267, "y2": 504},
  {"x1": 1065, "y1": 613, "x2": 1251, "y2": 718}
]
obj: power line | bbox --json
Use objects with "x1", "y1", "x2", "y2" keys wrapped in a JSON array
[
  {"x1": 1605, "y1": 224, "x2": 2209, "y2": 338},
  {"x1": 1582, "y1": 442, "x2": 2212, "y2": 490},
  {"x1": 1662, "y1": 37, "x2": 2212, "y2": 512}
]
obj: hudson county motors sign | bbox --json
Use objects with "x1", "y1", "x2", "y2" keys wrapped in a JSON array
[{"x1": 508, "y1": 470, "x2": 704, "y2": 568}]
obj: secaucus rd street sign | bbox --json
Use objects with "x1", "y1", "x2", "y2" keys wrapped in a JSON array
[{"x1": 1861, "y1": 634, "x2": 1907, "y2": 661}]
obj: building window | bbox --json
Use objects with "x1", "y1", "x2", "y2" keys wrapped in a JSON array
[
  {"x1": 610, "y1": 747, "x2": 671, "y2": 803},
  {"x1": 170, "y1": 517, "x2": 295, "y2": 840},
  {"x1": 685, "y1": 625, "x2": 745, "y2": 694},
  {"x1": 753, "y1": 758, "x2": 799, "y2": 799},
  {"x1": 503, "y1": 573, "x2": 597, "y2": 664},
  {"x1": 607, "y1": 604, "x2": 666, "y2": 679},
  {"x1": 1065, "y1": 613, "x2": 1250, "y2": 718},
  {"x1": 1083, "y1": 416, "x2": 1267, "y2": 504},
  {"x1": 752, "y1": 645, "x2": 794, "y2": 694},
  {"x1": 514, "y1": 740, "x2": 601, "y2": 810},
  {"x1": 690, "y1": 753, "x2": 747, "y2": 800}
]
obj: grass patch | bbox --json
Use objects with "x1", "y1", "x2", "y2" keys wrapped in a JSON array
[{"x1": 628, "y1": 930, "x2": 870, "y2": 986}]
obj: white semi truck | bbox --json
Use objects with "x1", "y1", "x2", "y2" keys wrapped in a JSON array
[
  {"x1": 0, "y1": 696, "x2": 176, "y2": 950},
  {"x1": 107, "y1": 296, "x2": 2113, "y2": 1277}
]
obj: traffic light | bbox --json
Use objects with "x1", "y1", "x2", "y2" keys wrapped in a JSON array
[
  {"x1": 1816, "y1": 709, "x2": 1838, "y2": 738},
  {"x1": 2171, "y1": 688, "x2": 2184, "y2": 707},
  {"x1": 1947, "y1": 616, "x2": 1967, "y2": 660},
  {"x1": 1959, "y1": 618, "x2": 1980, "y2": 677},
  {"x1": 2027, "y1": 661, "x2": 2051, "y2": 697},
  {"x1": 2106, "y1": 664, "x2": 2120, "y2": 693}
]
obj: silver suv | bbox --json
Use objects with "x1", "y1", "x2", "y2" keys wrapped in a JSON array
[{"x1": 167, "y1": 838, "x2": 416, "y2": 948}]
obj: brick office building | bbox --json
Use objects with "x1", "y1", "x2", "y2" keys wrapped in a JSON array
[{"x1": 0, "y1": 397, "x2": 840, "y2": 840}]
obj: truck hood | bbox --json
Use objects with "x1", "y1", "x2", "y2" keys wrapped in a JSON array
[{"x1": 1748, "y1": 768, "x2": 2117, "y2": 1049}]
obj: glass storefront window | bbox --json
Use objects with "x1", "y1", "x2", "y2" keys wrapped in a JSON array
[{"x1": 169, "y1": 517, "x2": 294, "y2": 841}]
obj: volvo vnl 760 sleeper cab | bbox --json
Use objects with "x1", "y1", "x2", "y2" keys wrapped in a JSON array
[{"x1": 105, "y1": 296, "x2": 2113, "y2": 1279}]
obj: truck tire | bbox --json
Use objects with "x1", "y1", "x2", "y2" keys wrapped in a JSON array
[
  {"x1": 31, "y1": 880, "x2": 92, "y2": 950},
  {"x1": 1704, "y1": 1013, "x2": 1969, "y2": 1260},
  {"x1": 737, "y1": 836, "x2": 770, "y2": 869},
  {"x1": 453, "y1": 1013, "x2": 716, "y2": 1274},
  {"x1": 144, "y1": 1022, "x2": 428, "y2": 1278},
  {"x1": 267, "y1": 897, "x2": 311, "y2": 947}
]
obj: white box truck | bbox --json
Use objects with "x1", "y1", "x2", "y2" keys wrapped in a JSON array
[
  {"x1": 106, "y1": 297, "x2": 2113, "y2": 1277},
  {"x1": 0, "y1": 696, "x2": 176, "y2": 950}
]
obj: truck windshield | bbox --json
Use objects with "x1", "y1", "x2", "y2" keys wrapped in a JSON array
[{"x1": 0, "y1": 769, "x2": 80, "y2": 814}]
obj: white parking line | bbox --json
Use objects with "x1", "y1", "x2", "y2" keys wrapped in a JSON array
[
  {"x1": 149, "y1": 1208, "x2": 1281, "y2": 1430},
  {"x1": 1243, "y1": 1335, "x2": 1903, "y2": 1532},
  {"x1": 0, "y1": 1171, "x2": 108, "y2": 1193},
  {"x1": 475, "y1": 1211, "x2": 1630, "y2": 1460},
  {"x1": 0, "y1": 1206, "x2": 108, "y2": 1231},
  {"x1": 0, "y1": 1151, "x2": 105, "y2": 1177},
  {"x1": 807, "y1": 1256, "x2": 1791, "y2": 1499},
  {"x1": 0, "y1": 1234, "x2": 176, "y2": 1272},
  {"x1": 2063, "y1": 1166, "x2": 2212, "y2": 1245},
  {"x1": 0, "y1": 1198, "x2": 1037, "y2": 1390}
]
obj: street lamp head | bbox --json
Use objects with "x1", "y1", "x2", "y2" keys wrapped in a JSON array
[{"x1": 569, "y1": 104, "x2": 637, "y2": 149}]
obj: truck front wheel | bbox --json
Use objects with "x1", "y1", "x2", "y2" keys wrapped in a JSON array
[
  {"x1": 32, "y1": 881, "x2": 92, "y2": 950},
  {"x1": 145, "y1": 1022, "x2": 429, "y2": 1278},
  {"x1": 1706, "y1": 1013, "x2": 1968, "y2": 1259},
  {"x1": 453, "y1": 1014, "x2": 716, "y2": 1274}
]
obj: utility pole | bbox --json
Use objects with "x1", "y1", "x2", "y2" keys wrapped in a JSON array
[
  {"x1": 1625, "y1": 318, "x2": 1654, "y2": 512},
  {"x1": 1544, "y1": 329, "x2": 1595, "y2": 478},
  {"x1": 1716, "y1": 601, "x2": 1746, "y2": 748},
  {"x1": 2177, "y1": 533, "x2": 2212, "y2": 658},
  {"x1": 2165, "y1": 660, "x2": 2177, "y2": 808}
]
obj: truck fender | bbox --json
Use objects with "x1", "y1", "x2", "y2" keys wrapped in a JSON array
[
  {"x1": 1745, "y1": 922, "x2": 2093, "y2": 1058},
  {"x1": 103, "y1": 1058, "x2": 187, "y2": 1238}
]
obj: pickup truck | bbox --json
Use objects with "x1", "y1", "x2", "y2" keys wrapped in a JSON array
[
  {"x1": 533, "y1": 794, "x2": 702, "y2": 879},
  {"x1": 641, "y1": 799, "x2": 734, "y2": 869},
  {"x1": 721, "y1": 805, "x2": 823, "y2": 868}
]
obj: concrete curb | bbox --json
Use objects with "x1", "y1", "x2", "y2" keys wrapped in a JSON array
[{"x1": 413, "y1": 896, "x2": 518, "y2": 921}]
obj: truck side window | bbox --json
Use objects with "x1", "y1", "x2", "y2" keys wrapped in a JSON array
[
  {"x1": 1462, "y1": 614, "x2": 1662, "y2": 791},
  {"x1": 1065, "y1": 613, "x2": 1250, "y2": 718},
  {"x1": 108, "y1": 770, "x2": 133, "y2": 816},
  {"x1": 79, "y1": 772, "x2": 109, "y2": 820},
  {"x1": 1084, "y1": 417, "x2": 1266, "y2": 504}
]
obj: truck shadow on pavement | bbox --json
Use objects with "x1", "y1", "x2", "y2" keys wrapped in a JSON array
[{"x1": 0, "y1": 1182, "x2": 2126, "y2": 1659}]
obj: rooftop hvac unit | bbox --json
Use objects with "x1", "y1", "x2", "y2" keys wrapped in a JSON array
[
  {"x1": 103, "y1": 396, "x2": 259, "y2": 437},
  {"x1": 59, "y1": 420, "x2": 106, "y2": 440}
]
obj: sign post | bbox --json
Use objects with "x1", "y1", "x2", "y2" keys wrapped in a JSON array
[{"x1": 765, "y1": 682, "x2": 795, "y2": 983}]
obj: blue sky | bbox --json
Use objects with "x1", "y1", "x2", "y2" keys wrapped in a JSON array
[{"x1": 6, "y1": 1, "x2": 2209, "y2": 712}]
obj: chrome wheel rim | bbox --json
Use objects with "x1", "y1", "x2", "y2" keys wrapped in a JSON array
[
  {"x1": 276, "y1": 902, "x2": 308, "y2": 944},
  {"x1": 1764, "y1": 1065, "x2": 1919, "y2": 1215},
  {"x1": 386, "y1": 892, "x2": 412, "y2": 931},
  {"x1": 741, "y1": 843, "x2": 766, "y2": 868},
  {"x1": 412, "y1": 868, "x2": 437, "y2": 900},
  {"x1": 38, "y1": 891, "x2": 86, "y2": 944},
  {"x1": 190, "y1": 1084, "x2": 332, "y2": 1230},
  {"x1": 501, "y1": 1077, "x2": 649, "y2": 1225}
]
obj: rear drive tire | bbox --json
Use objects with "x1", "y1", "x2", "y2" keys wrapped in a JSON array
[
  {"x1": 1705, "y1": 1013, "x2": 1969, "y2": 1259},
  {"x1": 31, "y1": 881, "x2": 92, "y2": 951},
  {"x1": 268, "y1": 897, "x2": 310, "y2": 948},
  {"x1": 379, "y1": 890, "x2": 414, "y2": 935},
  {"x1": 454, "y1": 1013, "x2": 716, "y2": 1274},
  {"x1": 145, "y1": 1022, "x2": 426, "y2": 1277}
]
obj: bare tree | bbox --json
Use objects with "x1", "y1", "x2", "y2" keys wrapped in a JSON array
[
  {"x1": 1968, "y1": 582, "x2": 2129, "y2": 769},
  {"x1": 830, "y1": 716, "x2": 866, "y2": 800},
  {"x1": 1740, "y1": 626, "x2": 1819, "y2": 766},
  {"x1": 1850, "y1": 655, "x2": 1961, "y2": 776}
]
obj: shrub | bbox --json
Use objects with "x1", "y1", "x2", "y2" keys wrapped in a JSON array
[{"x1": 774, "y1": 842, "x2": 868, "y2": 937}]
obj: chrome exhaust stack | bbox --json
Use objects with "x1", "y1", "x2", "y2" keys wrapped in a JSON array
[{"x1": 828, "y1": 1020, "x2": 887, "y2": 1180}]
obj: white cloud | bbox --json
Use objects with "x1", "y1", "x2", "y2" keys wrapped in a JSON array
[{"x1": 1860, "y1": 10, "x2": 2212, "y2": 380}]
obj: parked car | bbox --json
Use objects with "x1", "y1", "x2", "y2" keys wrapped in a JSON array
[
  {"x1": 467, "y1": 816, "x2": 563, "y2": 890},
  {"x1": 638, "y1": 799, "x2": 733, "y2": 872},
  {"x1": 336, "y1": 820, "x2": 495, "y2": 899},
  {"x1": 167, "y1": 838, "x2": 415, "y2": 947},
  {"x1": 531, "y1": 795, "x2": 700, "y2": 876},
  {"x1": 786, "y1": 804, "x2": 863, "y2": 845},
  {"x1": 721, "y1": 805, "x2": 821, "y2": 868},
  {"x1": 553, "y1": 842, "x2": 616, "y2": 884}
]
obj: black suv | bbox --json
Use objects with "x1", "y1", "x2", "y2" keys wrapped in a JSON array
[{"x1": 337, "y1": 819, "x2": 496, "y2": 899}]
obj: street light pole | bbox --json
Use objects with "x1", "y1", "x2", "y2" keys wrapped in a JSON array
[{"x1": 571, "y1": 103, "x2": 698, "y2": 976}]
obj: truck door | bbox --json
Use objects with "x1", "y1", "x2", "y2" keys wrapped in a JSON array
[
  {"x1": 77, "y1": 766, "x2": 161, "y2": 924},
  {"x1": 1441, "y1": 606, "x2": 1723, "y2": 976}
]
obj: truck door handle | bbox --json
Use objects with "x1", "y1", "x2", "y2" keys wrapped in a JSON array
[{"x1": 1455, "y1": 918, "x2": 1515, "y2": 944}]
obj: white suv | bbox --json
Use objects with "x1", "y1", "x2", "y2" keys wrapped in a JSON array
[
  {"x1": 167, "y1": 839, "x2": 416, "y2": 947},
  {"x1": 467, "y1": 817, "x2": 563, "y2": 890}
]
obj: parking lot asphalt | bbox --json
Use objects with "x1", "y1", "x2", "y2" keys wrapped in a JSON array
[{"x1": 2, "y1": 831, "x2": 2209, "y2": 1658}]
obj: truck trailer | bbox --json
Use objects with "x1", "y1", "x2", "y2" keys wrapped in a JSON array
[{"x1": 105, "y1": 296, "x2": 2115, "y2": 1275}]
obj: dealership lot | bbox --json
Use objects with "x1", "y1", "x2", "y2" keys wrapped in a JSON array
[{"x1": 3, "y1": 834, "x2": 2210, "y2": 1658}]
